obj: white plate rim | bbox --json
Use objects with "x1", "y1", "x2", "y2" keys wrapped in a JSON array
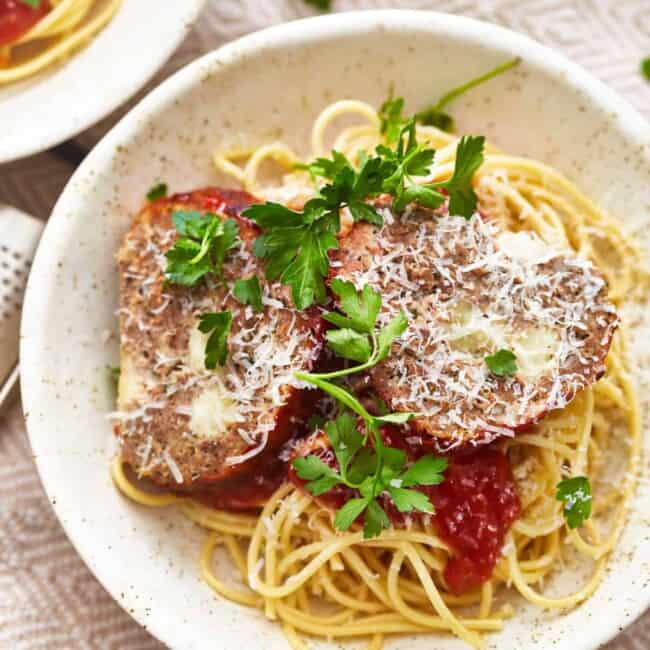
[{"x1": 20, "y1": 9, "x2": 650, "y2": 650}]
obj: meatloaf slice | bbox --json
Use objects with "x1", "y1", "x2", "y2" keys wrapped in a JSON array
[
  {"x1": 331, "y1": 203, "x2": 619, "y2": 451},
  {"x1": 113, "y1": 187, "x2": 325, "y2": 489}
]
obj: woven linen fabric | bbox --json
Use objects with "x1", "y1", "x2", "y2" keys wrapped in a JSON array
[{"x1": 0, "y1": 1, "x2": 648, "y2": 648}]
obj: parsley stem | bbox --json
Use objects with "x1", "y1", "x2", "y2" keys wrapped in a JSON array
[
  {"x1": 419, "y1": 57, "x2": 520, "y2": 114},
  {"x1": 294, "y1": 372, "x2": 374, "y2": 422},
  {"x1": 306, "y1": 332, "x2": 380, "y2": 380}
]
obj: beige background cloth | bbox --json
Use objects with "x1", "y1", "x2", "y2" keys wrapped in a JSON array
[{"x1": 1, "y1": 1, "x2": 649, "y2": 648}]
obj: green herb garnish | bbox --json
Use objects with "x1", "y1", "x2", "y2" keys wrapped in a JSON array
[
  {"x1": 249, "y1": 121, "x2": 483, "y2": 308},
  {"x1": 379, "y1": 93, "x2": 406, "y2": 144},
  {"x1": 380, "y1": 57, "x2": 521, "y2": 138},
  {"x1": 485, "y1": 349, "x2": 518, "y2": 376},
  {"x1": 556, "y1": 476, "x2": 592, "y2": 529},
  {"x1": 292, "y1": 284, "x2": 447, "y2": 538},
  {"x1": 292, "y1": 393, "x2": 447, "y2": 538},
  {"x1": 243, "y1": 153, "x2": 389, "y2": 309},
  {"x1": 418, "y1": 57, "x2": 521, "y2": 132},
  {"x1": 146, "y1": 183, "x2": 168, "y2": 201},
  {"x1": 233, "y1": 276, "x2": 263, "y2": 312},
  {"x1": 377, "y1": 120, "x2": 484, "y2": 214},
  {"x1": 198, "y1": 311, "x2": 232, "y2": 369},
  {"x1": 304, "y1": 0, "x2": 331, "y2": 9},
  {"x1": 318, "y1": 279, "x2": 407, "y2": 375},
  {"x1": 18, "y1": 0, "x2": 42, "y2": 8},
  {"x1": 642, "y1": 58, "x2": 650, "y2": 82},
  {"x1": 165, "y1": 211, "x2": 239, "y2": 286}
]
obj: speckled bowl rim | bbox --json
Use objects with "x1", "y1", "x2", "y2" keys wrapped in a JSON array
[{"x1": 21, "y1": 9, "x2": 650, "y2": 650}]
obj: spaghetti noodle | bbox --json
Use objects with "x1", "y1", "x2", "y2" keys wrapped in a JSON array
[
  {"x1": 113, "y1": 99, "x2": 646, "y2": 649},
  {"x1": 0, "y1": 0, "x2": 121, "y2": 85}
]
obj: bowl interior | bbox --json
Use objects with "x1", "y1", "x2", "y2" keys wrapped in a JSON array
[{"x1": 21, "y1": 11, "x2": 650, "y2": 650}]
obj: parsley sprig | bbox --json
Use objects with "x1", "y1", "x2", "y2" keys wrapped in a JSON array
[
  {"x1": 198, "y1": 311, "x2": 232, "y2": 369},
  {"x1": 380, "y1": 57, "x2": 521, "y2": 137},
  {"x1": 247, "y1": 116, "x2": 484, "y2": 309},
  {"x1": 233, "y1": 276, "x2": 263, "y2": 312},
  {"x1": 292, "y1": 384, "x2": 447, "y2": 538},
  {"x1": 315, "y1": 279, "x2": 407, "y2": 377},
  {"x1": 243, "y1": 152, "x2": 390, "y2": 309},
  {"x1": 18, "y1": 0, "x2": 42, "y2": 7},
  {"x1": 293, "y1": 282, "x2": 447, "y2": 538},
  {"x1": 556, "y1": 476, "x2": 592, "y2": 529},
  {"x1": 165, "y1": 211, "x2": 239, "y2": 286}
]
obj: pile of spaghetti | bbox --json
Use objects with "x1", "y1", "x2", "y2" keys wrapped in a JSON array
[
  {"x1": 0, "y1": 0, "x2": 121, "y2": 85},
  {"x1": 112, "y1": 98, "x2": 646, "y2": 649}
]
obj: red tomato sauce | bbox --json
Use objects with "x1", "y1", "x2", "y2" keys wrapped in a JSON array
[
  {"x1": 289, "y1": 427, "x2": 521, "y2": 594},
  {"x1": 0, "y1": 0, "x2": 50, "y2": 47},
  {"x1": 192, "y1": 449, "x2": 287, "y2": 511}
]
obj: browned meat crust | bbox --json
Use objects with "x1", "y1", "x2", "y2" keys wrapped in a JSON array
[
  {"x1": 114, "y1": 188, "x2": 324, "y2": 489},
  {"x1": 331, "y1": 203, "x2": 619, "y2": 451}
]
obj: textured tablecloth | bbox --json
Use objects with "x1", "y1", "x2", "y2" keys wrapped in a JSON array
[{"x1": 1, "y1": 1, "x2": 648, "y2": 648}]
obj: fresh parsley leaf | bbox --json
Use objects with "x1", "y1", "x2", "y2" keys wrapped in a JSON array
[
  {"x1": 293, "y1": 454, "x2": 335, "y2": 481},
  {"x1": 416, "y1": 57, "x2": 521, "y2": 133},
  {"x1": 146, "y1": 182, "x2": 168, "y2": 201},
  {"x1": 292, "y1": 453, "x2": 342, "y2": 496},
  {"x1": 347, "y1": 448, "x2": 378, "y2": 484},
  {"x1": 334, "y1": 498, "x2": 368, "y2": 531},
  {"x1": 379, "y1": 94, "x2": 406, "y2": 145},
  {"x1": 326, "y1": 328, "x2": 372, "y2": 363},
  {"x1": 307, "y1": 474, "x2": 342, "y2": 496},
  {"x1": 165, "y1": 240, "x2": 212, "y2": 286},
  {"x1": 376, "y1": 312, "x2": 408, "y2": 361},
  {"x1": 485, "y1": 348, "x2": 518, "y2": 377},
  {"x1": 437, "y1": 135, "x2": 485, "y2": 218},
  {"x1": 416, "y1": 108, "x2": 454, "y2": 132},
  {"x1": 198, "y1": 311, "x2": 232, "y2": 369},
  {"x1": 400, "y1": 456, "x2": 448, "y2": 487},
  {"x1": 172, "y1": 210, "x2": 207, "y2": 238},
  {"x1": 165, "y1": 212, "x2": 239, "y2": 286},
  {"x1": 348, "y1": 201, "x2": 383, "y2": 226},
  {"x1": 556, "y1": 476, "x2": 592, "y2": 529},
  {"x1": 327, "y1": 279, "x2": 381, "y2": 334},
  {"x1": 211, "y1": 219, "x2": 240, "y2": 275},
  {"x1": 642, "y1": 58, "x2": 650, "y2": 82},
  {"x1": 233, "y1": 276, "x2": 263, "y2": 312},
  {"x1": 325, "y1": 412, "x2": 364, "y2": 477},
  {"x1": 382, "y1": 446, "x2": 407, "y2": 472},
  {"x1": 387, "y1": 487, "x2": 434, "y2": 514},
  {"x1": 378, "y1": 120, "x2": 441, "y2": 212},
  {"x1": 363, "y1": 499, "x2": 390, "y2": 538},
  {"x1": 304, "y1": 0, "x2": 331, "y2": 10},
  {"x1": 245, "y1": 201, "x2": 339, "y2": 309},
  {"x1": 18, "y1": 0, "x2": 41, "y2": 7},
  {"x1": 297, "y1": 150, "x2": 352, "y2": 181}
]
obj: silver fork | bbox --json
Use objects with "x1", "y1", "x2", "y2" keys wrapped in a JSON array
[{"x1": 0, "y1": 205, "x2": 44, "y2": 410}]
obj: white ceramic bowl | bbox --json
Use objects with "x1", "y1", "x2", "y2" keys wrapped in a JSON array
[
  {"x1": 21, "y1": 10, "x2": 650, "y2": 650},
  {"x1": 0, "y1": 0, "x2": 205, "y2": 163}
]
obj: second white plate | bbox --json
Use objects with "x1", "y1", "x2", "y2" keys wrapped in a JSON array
[{"x1": 0, "y1": 0, "x2": 206, "y2": 163}]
